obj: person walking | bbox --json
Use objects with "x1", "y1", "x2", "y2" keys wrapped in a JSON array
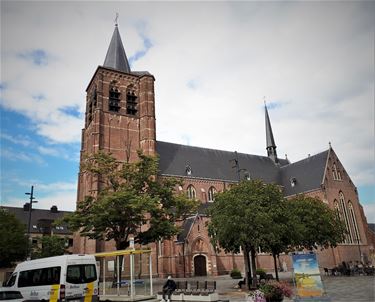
[{"x1": 161, "y1": 276, "x2": 176, "y2": 302}]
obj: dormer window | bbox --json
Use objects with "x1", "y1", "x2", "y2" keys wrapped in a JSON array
[
  {"x1": 109, "y1": 87, "x2": 121, "y2": 112},
  {"x1": 185, "y1": 165, "x2": 192, "y2": 176},
  {"x1": 126, "y1": 91, "x2": 137, "y2": 115},
  {"x1": 290, "y1": 177, "x2": 297, "y2": 187}
]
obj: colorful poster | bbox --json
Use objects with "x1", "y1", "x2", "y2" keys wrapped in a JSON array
[{"x1": 292, "y1": 253, "x2": 324, "y2": 297}]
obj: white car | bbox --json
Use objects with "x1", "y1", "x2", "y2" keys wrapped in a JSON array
[{"x1": 0, "y1": 288, "x2": 24, "y2": 302}]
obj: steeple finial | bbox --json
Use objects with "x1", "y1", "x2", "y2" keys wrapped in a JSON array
[
  {"x1": 114, "y1": 12, "x2": 119, "y2": 27},
  {"x1": 103, "y1": 20, "x2": 131, "y2": 73},
  {"x1": 265, "y1": 101, "x2": 278, "y2": 164}
]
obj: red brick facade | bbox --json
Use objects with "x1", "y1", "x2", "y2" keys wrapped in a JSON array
[{"x1": 74, "y1": 32, "x2": 373, "y2": 277}]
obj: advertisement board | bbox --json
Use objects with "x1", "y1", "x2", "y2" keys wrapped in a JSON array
[{"x1": 292, "y1": 253, "x2": 324, "y2": 297}]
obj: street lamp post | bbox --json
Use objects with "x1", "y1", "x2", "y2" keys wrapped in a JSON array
[{"x1": 25, "y1": 185, "x2": 37, "y2": 258}]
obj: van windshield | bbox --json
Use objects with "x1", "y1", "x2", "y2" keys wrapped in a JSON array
[{"x1": 66, "y1": 265, "x2": 97, "y2": 284}]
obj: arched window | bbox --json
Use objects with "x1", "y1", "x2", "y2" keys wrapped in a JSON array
[
  {"x1": 187, "y1": 185, "x2": 196, "y2": 200},
  {"x1": 126, "y1": 90, "x2": 137, "y2": 115},
  {"x1": 208, "y1": 186, "x2": 217, "y2": 202},
  {"x1": 348, "y1": 202, "x2": 361, "y2": 244},
  {"x1": 332, "y1": 164, "x2": 338, "y2": 180},
  {"x1": 109, "y1": 86, "x2": 121, "y2": 112},
  {"x1": 339, "y1": 192, "x2": 353, "y2": 243},
  {"x1": 333, "y1": 200, "x2": 341, "y2": 219}
]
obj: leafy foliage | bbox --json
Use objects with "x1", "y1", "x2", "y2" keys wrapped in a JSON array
[
  {"x1": 286, "y1": 195, "x2": 347, "y2": 250},
  {"x1": 208, "y1": 180, "x2": 284, "y2": 288},
  {"x1": 230, "y1": 268, "x2": 242, "y2": 279},
  {"x1": 32, "y1": 235, "x2": 67, "y2": 258},
  {"x1": 208, "y1": 180, "x2": 347, "y2": 287},
  {"x1": 65, "y1": 150, "x2": 198, "y2": 250},
  {"x1": 0, "y1": 208, "x2": 28, "y2": 267}
]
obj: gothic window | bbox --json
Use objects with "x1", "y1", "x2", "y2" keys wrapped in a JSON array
[
  {"x1": 87, "y1": 88, "x2": 97, "y2": 124},
  {"x1": 109, "y1": 87, "x2": 121, "y2": 112},
  {"x1": 348, "y1": 202, "x2": 361, "y2": 244},
  {"x1": 332, "y1": 164, "x2": 338, "y2": 180},
  {"x1": 126, "y1": 90, "x2": 138, "y2": 115},
  {"x1": 208, "y1": 186, "x2": 217, "y2": 202},
  {"x1": 332, "y1": 164, "x2": 342, "y2": 181},
  {"x1": 339, "y1": 192, "x2": 353, "y2": 243},
  {"x1": 187, "y1": 185, "x2": 196, "y2": 200}
]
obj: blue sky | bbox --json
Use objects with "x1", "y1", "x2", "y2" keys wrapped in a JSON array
[{"x1": 0, "y1": 1, "x2": 374, "y2": 221}]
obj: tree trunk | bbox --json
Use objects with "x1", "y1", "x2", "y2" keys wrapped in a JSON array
[
  {"x1": 243, "y1": 246, "x2": 252, "y2": 290},
  {"x1": 250, "y1": 246, "x2": 258, "y2": 289},
  {"x1": 273, "y1": 253, "x2": 279, "y2": 281}
]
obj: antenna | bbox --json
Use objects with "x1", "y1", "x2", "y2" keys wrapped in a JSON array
[{"x1": 263, "y1": 96, "x2": 266, "y2": 106}]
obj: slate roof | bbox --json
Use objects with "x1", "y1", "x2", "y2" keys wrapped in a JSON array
[
  {"x1": 156, "y1": 141, "x2": 289, "y2": 183},
  {"x1": 103, "y1": 25, "x2": 131, "y2": 73},
  {"x1": 156, "y1": 141, "x2": 329, "y2": 198},
  {"x1": 369, "y1": 223, "x2": 375, "y2": 233},
  {"x1": 280, "y1": 150, "x2": 329, "y2": 196},
  {"x1": 1, "y1": 206, "x2": 73, "y2": 235},
  {"x1": 176, "y1": 216, "x2": 196, "y2": 243}
]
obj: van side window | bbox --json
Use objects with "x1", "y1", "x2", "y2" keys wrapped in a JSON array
[
  {"x1": 5, "y1": 273, "x2": 17, "y2": 287},
  {"x1": 18, "y1": 267, "x2": 61, "y2": 287},
  {"x1": 66, "y1": 265, "x2": 97, "y2": 284}
]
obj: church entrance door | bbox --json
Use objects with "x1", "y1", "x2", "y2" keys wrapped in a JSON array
[{"x1": 194, "y1": 255, "x2": 207, "y2": 276}]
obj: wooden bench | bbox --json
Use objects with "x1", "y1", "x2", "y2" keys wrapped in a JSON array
[{"x1": 157, "y1": 281, "x2": 218, "y2": 302}]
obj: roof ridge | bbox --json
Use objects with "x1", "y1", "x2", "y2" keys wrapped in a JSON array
[
  {"x1": 280, "y1": 149, "x2": 329, "y2": 169},
  {"x1": 156, "y1": 140, "x2": 270, "y2": 159}
]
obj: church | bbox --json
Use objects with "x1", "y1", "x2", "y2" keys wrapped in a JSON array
[{"x1": 73, "y1": 24, "x2": 373, "y2": 277}]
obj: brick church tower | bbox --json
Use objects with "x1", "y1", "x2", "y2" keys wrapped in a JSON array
[{"x1": 74, "y1": 23, "x2": 156, "y2": 253}]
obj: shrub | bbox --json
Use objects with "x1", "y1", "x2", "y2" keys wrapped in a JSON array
[
  {"x1": 256, "y1": 268, "x2": 267, "y2": 280},
  {"x1": 230, "y1": 268, "x2": 242, "y2": 279},
  {"x1": 259, "y1": 280, "x2": 293, "y2": 299}
]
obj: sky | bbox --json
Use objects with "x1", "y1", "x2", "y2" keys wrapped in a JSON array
[{"x1": 0, "y1": 1, "x2": 374, "y2": 222}]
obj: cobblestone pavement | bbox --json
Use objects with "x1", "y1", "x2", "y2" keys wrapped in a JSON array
[{"x1": 152, "y1": 273, "x2": 375, "y2": 302}]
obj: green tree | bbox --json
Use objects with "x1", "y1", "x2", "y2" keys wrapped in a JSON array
[
  {"x1": 0, "y1": 208, "x2": 28, "y2": 267},
  {"x1": 286, "y1": 195, "x2": 347, "y2": 250},
  {"x1": 260, "y1": 195, "x2": 347, "y2": 280},
  {"x1": 208, "y1": 180, "x2": 284, "y2": 289},
  {"x1": 32, "y1": 235, "x2": 67, "y2": 259},
  {"x1": 65, "y1": 150, "x2": 197, "y2": 253}
]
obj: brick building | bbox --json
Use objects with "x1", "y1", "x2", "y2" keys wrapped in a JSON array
[{"x1": 74, "y1": 24, "x2": 373, "y2": 277}]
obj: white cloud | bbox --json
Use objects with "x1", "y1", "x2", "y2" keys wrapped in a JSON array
[
  {"x1": 1, "y1": 148, "x2": 45, "y2": 165},
  {"x1": 1, "y1": 1, "x2": 374, "y2": 191}
]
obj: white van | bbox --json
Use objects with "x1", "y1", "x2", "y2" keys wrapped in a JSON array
[{"x1": 4, "y1": 255, "x2": 99, "y2": 302}]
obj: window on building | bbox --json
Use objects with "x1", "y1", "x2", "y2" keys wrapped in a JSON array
[
  {"x1": 348, "y1": 202, "x2": 361, "y2": 244},
  {"x1": 126, "y1": 91, "x2": 138, "y2": 115},
  {"x1": 109, "y1": 87, "x2": 121, "y2": 112},
  {"x1": 339, "y1": 192, "x2": 353, "y2": 243},
  {"x1": 332, "y1": 164, "x2": 337, "y2": 180},
  {"x1": 158, "y1": 240, "x2": 163, "y2": 256},
  {"x1": 208, "y1": 186, "x2": 217, "y2": 202},
  {"x1": 332, "y1": 164, "x2": 342, "y2": 181},
  {"x1": 187, "y1": 185, "x2": 196, "y2": 200}
]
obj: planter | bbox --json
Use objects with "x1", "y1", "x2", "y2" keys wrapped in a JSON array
[{"x1": 266, "y1": 296, "x2": 284, "y2": 302}]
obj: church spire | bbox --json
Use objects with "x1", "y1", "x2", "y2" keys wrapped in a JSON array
[
  {"x1": 103, "y1": 21, "x2": 131, "y2": 73},
  {"x1": 265, "y1": 101, "x2": 278, "y2": 164}
]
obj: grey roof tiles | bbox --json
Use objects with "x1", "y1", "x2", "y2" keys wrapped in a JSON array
[
  {"x1": 156, "y1": 141, "x2": 328, "y2": 197},
  {"x1": 103, "y1": 25, "x2": 131, "y2": 73}
]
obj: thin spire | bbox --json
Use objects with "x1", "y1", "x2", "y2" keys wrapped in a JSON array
[
  {"x1": 103, "y1": 17, "x2": 131, "y2": 73},
  {"x1": 265, "y1": 101, "x2": 278, "y2": 163}
]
